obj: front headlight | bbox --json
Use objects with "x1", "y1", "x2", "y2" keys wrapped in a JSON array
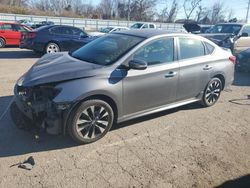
[
  {"x1": 16, "y1": 85, "x2": 61, "y2": 101},
  {"x1": 38, "y1": 85, "x2": 62, "y2": 100}
]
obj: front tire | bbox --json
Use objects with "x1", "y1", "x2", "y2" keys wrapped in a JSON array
[
  {"x1": 68, "y1": 99, "x2": 114, "y2": 144},
  {"x1": 201, "y1": 78, "x2": 222, "y2": 107},
  {"x1": 0, "y1": 38, "x2": 6, "y2": 48}
]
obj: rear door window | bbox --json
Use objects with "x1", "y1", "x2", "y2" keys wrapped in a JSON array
[
  {"x1": 12, "y1": 24, "x2": 26, "y2": 32},
  {"x1": 178, "y1": 38, "x2": 205, "y2": 60},
  {"x1": 2, "y1": 24, "x2": 14, "y2": 31},
  {"x1": 60, "y1": 27, "x2": 73, "y2": 35},
  {"x1": 50, "y1": 27, "x2": 62, "y2": 34},
  {"x1": 71, "y1": 27, "x2": 86, "y2": 37}
]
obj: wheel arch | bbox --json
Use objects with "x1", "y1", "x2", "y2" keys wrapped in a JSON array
[
  {"x1": 44, "y1": 40, "x2": 61, "y2": 52},
  {"x1": 212, "y1": 74, "x2": 225, "y2": 90},
  {"x1": 63, "y1": 94, "x2": 118, "y2": 135},
  {"x1": 0, "y1": 36, "x2": 6, "y2": 46},
  {"x1": 0, "y1": 36, "x2": 6, "y2": 42}
]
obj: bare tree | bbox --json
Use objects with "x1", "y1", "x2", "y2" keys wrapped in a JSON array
[
  {"x1": 183, "y1": 0, "x2": 202, "y2": 20},
  {"x1": 160, "y1": 0, "x2": 178, "y2": 22},
  {"x1": 0, "y1": 0, "x2": 27, "y2": 6},
  {"x1": 98, "y1": 0, "x2": 115, "y2": 19},
  {"x1": 210, "y1": 2, "x2": 225, "y2": 24},
  {"x1": 227, "y1": 9, "x2": 235, "y2": 21},
  {"x1": 129, "y1": 0, "x2": 157, "y2": 21},
  {"x1": 195, "y1": 5, "x2": 210, "y2": 23}
]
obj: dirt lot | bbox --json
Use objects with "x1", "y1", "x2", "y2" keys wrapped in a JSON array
[{"x1": 0, "y1": 48, "x2": 250, "y2": 188}]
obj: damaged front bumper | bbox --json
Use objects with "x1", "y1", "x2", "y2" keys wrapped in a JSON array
[{"x1": 11, "y1": 84, "x2": 72, "y2": 135}]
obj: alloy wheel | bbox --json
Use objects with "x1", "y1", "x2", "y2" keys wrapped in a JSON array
[
  {"x1": 76, "y1": 105, "x2": 110, "y2": 140},
  {"x1": 204, "y1": 79, "x2": 222, "y2": 105},
  {"x1": 0, "y1": 38, "x2": 5, "y2": 48},
  {"x1": 46, "y1": 43, "x2": 60, "y2": 53}
]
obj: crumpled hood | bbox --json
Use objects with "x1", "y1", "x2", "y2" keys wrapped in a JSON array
[
  {"x1": 18, "y1": 52, "x2": 103, "y2": 87},
  {"x1": 199, "y1": 33, "x2": 233, "y2": 45}
]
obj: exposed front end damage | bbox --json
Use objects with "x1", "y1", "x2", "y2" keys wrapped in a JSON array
[{"x1": 11, "y1": 84, "x2": 71, "y2": 135}]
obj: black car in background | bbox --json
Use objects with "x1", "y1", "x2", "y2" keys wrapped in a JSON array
[
  {"x1": 200, "y1": 23, "x2": 243, "y2": 50},
  {"x1": 20, "y1": 25, "x2": 97, "y2": 54},
  {"x1": 236, "y1": 48, "x2": 250, "y2": 72},
  {"x1": 183, "y1": 23, "x2": 213, "y2": 34},
  {"x1": 184, "y1": 22, "x2": 243, "y2": 50},
  {"x1": 31, "y1": 21, "x2": 54, "y2": 29}
]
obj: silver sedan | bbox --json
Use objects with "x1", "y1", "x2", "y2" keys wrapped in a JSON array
[{"x1": 11, "y1": 29, "x2": 235, "y2": 144}]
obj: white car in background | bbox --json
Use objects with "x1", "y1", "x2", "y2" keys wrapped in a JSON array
[
  {"x1": 89, "y1": 26, "x2": 129, "y2": 36},
  {"x1": 130, "y1": 22, "x2": 157, "y2": 29}
]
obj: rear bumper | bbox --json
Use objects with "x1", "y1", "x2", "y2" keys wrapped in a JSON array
[{"x1": 20, "y1": 40, "x2": 44, "y2": 52}]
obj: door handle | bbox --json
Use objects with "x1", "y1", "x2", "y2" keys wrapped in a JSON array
[
  {"x1": 164, "y1": 71, "x2": 177, "y2": 78},
  {"x1": 203, "y1": 65, "x2": 212, "y2": 70}
]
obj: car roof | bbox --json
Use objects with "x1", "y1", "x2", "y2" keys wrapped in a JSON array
[
  {"x1": 215, "y1": 23, "x2": 243, "y2": 26},
  {"x1": 38, "y1": 25, "x2": 79, "y2": 29},
  {"x1": 0, "y1": 21, "x2": 19, "y2": 25},
  {"x1": 114, "y1": 29, "x2": 183, "y2": 38}
]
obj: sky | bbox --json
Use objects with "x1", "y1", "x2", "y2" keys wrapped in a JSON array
[{"x1": 91, "y1": 0, "x2": 249, "y2": 21}]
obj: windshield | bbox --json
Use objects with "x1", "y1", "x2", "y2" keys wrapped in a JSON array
[
  {"x1": 100, "y1": 27, "x2": 113, "y2": 33},
  {"x1": 71, "y1": 34, "x2": 144, "y2": 65},
  {"x1": 131, "y1": 23, "x2": 143, "y2": 29},
  {"x1": 207, "y1": 24, "x2": 242, "y2": 34}
]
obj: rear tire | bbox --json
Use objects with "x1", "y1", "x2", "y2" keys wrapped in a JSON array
[
  {"x1": 201, "y1": 78, "x2": 222, "y2": 107},
  {"x1": 0, "y1": 38, "x2": 6, "y2": 48},
  {"x1": 67, "y1": 99, "x2": 114, "y2": 144},
  {"x1": 45, "y1": 42, "x2": 60, "y2": 54}
]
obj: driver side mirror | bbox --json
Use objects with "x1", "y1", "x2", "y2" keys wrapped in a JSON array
[{"x1": 128, "y1": 59, "x2": 147, "y2": 70}]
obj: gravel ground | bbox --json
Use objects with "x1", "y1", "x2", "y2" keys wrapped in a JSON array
[{"x1": 0, "y1": 48, "x2": 250, "y2": 188}]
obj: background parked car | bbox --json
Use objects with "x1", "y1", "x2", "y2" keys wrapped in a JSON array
[
  {"x1": 130, "y1": 22, "x2": 156, "y2": 29},
  {"x1": 17, "y1": 19, "x2": 34, "y2": 27},
  {"x1": 236, "y1": 48, "x2": 250, "y2": 72},
  {"x1": 199, "y1": 23, "x2": 243, "y2": 50},
  {"x1": 89, "y1": 26, "x2": 129, "y2": 36},
  {"x1": 233, "y1": 24, "x2": 250, "y2": 55},
  {"x1": 20, "y1": 25, "x2": 97, "y2": 53},
  {"x1": 31, "y1": 21, "x2": 54, "y2": 29},
  {"x1": 0, "y1": 22, "x2": 31, "y2": 48},
  {"x1": 182, "y1": 22, "x2": 213, "y2": 34}
]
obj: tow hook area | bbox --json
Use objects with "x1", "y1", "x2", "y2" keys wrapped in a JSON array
[
  {"x1": 10, "y1": 102, "x2": 42, "y2": 142},
  {"x1": 10, "y1": 101, "x2": 64, "y2": 142}
]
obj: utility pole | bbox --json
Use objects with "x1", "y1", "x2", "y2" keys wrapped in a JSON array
[
  {"x1": 127, "y1": 0, "x2": 131, "y2": 21},
  {"x1": 246, "y1": 0, "x2": 250, "y2": 23}
]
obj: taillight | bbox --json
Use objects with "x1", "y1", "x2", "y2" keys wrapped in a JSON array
[
  {"x1": 229, "y1": 56, "x2": 236, "y2": 64},
  {"x1": 27, "y1": 32, "x2": 37, "y2": 39}
]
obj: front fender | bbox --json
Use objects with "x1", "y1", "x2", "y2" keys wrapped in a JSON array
[{"x1": 53, "y1": 75, "x2": 123, "y2": 114}]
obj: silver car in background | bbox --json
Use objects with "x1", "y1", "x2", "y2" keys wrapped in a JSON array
[{"x1": 11, "y1": 29, "x2": 235, "y2": 144}]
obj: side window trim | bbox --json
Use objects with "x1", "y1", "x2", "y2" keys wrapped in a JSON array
[{"x1": 204, "y1": 41, "x2": 215, "y2": 55}]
